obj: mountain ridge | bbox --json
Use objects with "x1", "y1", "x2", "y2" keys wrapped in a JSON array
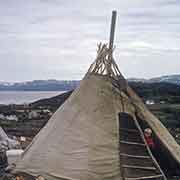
[{"x1": 0, "y1": 74, "x2": 180, "y2": 91}]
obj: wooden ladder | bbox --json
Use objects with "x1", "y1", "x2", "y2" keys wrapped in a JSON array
[{"x1": 119, "y1": 113, "x2": 167, "y2": 180}]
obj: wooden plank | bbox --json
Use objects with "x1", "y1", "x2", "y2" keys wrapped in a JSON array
[
  {"x1": 120, "y1": 153, "x2": 151, "y2": 159},
  {"x1": 122, "y1": 165, "x2": 156, "y2": 170},
  {"x1": 120, "y1": 140, "x2": 145, "y2": 146},
  {"x1": 125, "y1": 174, "x2": 163, "y2": 180}
]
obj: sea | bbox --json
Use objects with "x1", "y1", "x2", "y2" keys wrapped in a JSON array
[{"x1": 0, "y1": 91, "x2": 66, "y2": 105}]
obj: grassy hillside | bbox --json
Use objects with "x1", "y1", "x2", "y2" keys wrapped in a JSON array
[{"x1": 129, "y1": 81, "x2": 180, "y2": 103}]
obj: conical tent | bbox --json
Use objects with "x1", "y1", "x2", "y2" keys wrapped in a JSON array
[{"x1": 14, "y1": 11, "x2": 180, "y2": 180}]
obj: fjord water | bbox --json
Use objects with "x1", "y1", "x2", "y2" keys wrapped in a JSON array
[{"x1": 0, "y1": 91, "x2": 65, "y2": 105}]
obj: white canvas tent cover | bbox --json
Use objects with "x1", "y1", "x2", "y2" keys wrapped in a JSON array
[
  {"x1": 0, "y1": 126, "x2": 19, "y2": 151},
  {"x1": 14, "y1": 12, "x2": 180, "y2": 180}
]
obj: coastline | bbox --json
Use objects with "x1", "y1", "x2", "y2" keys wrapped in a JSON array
[{"x1": 0, "y1": 91, "x2": 66, "y2": 105}]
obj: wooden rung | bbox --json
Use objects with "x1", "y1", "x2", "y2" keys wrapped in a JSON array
[
  {"x1": 119, "y1": 128, "x2": 139, "y2": 133},
  {"x1": 125, "y1": 174, "x2": 163, "y2": 180},
  {"x1": 120, "y1": 153, "x2": 151, "y2": 159},
  {"x1": 122, "y1": 165, "x2": 156, "y2": 170},
  {"x1": 120, "y1": 140, "x2": 145, "y2": 146}
]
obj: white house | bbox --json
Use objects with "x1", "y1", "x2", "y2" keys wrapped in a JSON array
[
  {"x1": 42, "y1": 109, "x2": 53, "y2": 116},
  {"x1": 28, "y1": 111, "x2": 39, "y2": 119},
  {"x1": 6, "y1": 115, "x2": 18, "y2": 121},
  {"x1": 20, "y1": 136, "x2": 26, "y2": 142},
  {"x1": 145, "y1": 100, "x2": 155, "y2": 105},
  {"x1": 0, "y1": 114, "x2": 5, "y2": 119}
]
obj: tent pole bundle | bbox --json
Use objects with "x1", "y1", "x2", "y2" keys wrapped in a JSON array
[
  {"x1": 13, "y1": 11, "x2": 180, "y2": 180},
  {"x1": 87, "y1": 43, "x2": 122, "y2": 78},
  {"x1": 88, "y1": 11, "x2": 122, "y2": 78}
]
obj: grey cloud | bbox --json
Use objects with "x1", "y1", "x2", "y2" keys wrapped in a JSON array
[{"x1": 0, "y1": 0, "x2": 180, "y2": 81}]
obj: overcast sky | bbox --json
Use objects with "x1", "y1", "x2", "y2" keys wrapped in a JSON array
[{"x1": 0, "y1": 0, "x2": 180, "y2": 82}]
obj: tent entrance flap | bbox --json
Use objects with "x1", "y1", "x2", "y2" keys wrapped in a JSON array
[{"x1": 118, "y1": 112, "x2": 167, "y2": 180}]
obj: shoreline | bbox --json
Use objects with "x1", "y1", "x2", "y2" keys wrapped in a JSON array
[{"x1": 0, "y1": 91, "x2": 66, "y2": 105}]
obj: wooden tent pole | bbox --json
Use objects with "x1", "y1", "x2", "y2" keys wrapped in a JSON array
[
  {"x1": 108, "y1": 10, "x2": 117, "y2": 75},
  {"x1": 109, "y1": 10, "x2": 117, "y2": 50}
]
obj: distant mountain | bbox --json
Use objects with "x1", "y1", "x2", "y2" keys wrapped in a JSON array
[
  {"x1": 0, "y1": 80, "x2": 80, "y2": 91},
  {"x1": 127, "y1": 78, "x2": 147, "y2": 83},
  {"x1": 149, "y1": 75, "x2": 180, "y2": 85},
  {"x1": 0, "y1": 81, "x2": 14, "y2": 86},
  {"x1": 0, "y1": 74, "x2": 180, "y2": 91},
  {"x1": 128, "y1": 74, "x2": 180, "y2": 85}
]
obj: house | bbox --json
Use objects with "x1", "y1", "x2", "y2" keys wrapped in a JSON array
[
  {"x1": 5, "y1": 115, "x2": 18, "y2": 121},
  {"x1": 145, "y1": 99, "x2": 155, "y2": 105},
  {"x1": 28, "y1": 111, "x2": 39, "y2": 119},
  {"x1": 0, "y1": 114, "x2": 5, "y2": 120}
]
